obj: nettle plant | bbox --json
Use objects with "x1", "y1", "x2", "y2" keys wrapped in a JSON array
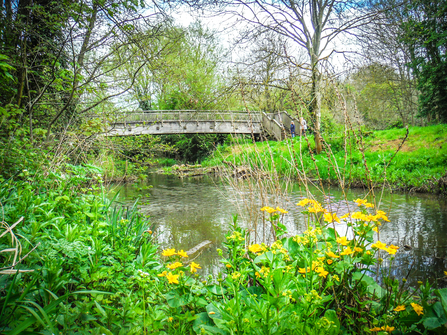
[{"x1": 156, "y1": 199, "x2": 447, "y2": 335}]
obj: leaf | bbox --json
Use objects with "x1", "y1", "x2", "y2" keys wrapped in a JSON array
[
  {"x1": 207, "y1": 285, "x2": 226, "y2": 296},
  {"x1": 352, "y1": 272, "x2": 385, "y2": 298},
  {"x1": 324, "y1": 309, "x2": 340, "y2": 335},
  {"x1": 206, "y1": 303, "x2": 223, "y2": 319},
  {"x1": 435, "y1": 288, "x2": 447, "y2": 317},
  {"x1": 7, "y1": 290, "x2": 112, "y2": 335},
  {"x1": 422, "y1": 301, "x2": 447, "y2": 330},
  {"x1": 193, "y1": 312, "x2": 212, "y2": 333},
  {"x1": 94, "y1": 300, "x2": 107, "y2": 318},
  {"x1": 165, "y1": 288, "x2": 191, "y2": 308}
]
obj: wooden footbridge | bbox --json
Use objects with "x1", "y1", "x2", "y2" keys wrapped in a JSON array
[{"x1": 106, "y1": 110, "x2": 299, "y2": 141}]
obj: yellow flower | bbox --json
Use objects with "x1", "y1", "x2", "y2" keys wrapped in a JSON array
[
  {"x1": 364, "y1": 214, "x2": 377, "y2": 222},
  {"x1": 326, "y1": 251, "x2": 340, "y2": 258},
  {"x1": 298, "y1": 267, "x2": 307, "y2": 274},
  {"x1": 340, "y1": 246, "x2": 354, "y2": 256},
  {"x1": 340, "y1": 213, "x2": 350, "y2": 219},
  {"x1": 308, "y1": 203, "x2": 325, "y2": 213},
  {"x1": 168, "y1": 317, "x2": 173, "y2": 322},
  {"x1": 157, "y1": 271, "x2": 167, "y2": 277},
  {"x1": 369, "y1": 327, "x2": 382, "y2": 332},
  {"x1": 371, "y1": 241, "x2": 387, "y2": 250},
  {"x1": 209, "y1": 312, "x2": 215, "y2": 315},
  {"x1": 351, "y1": 212, "x2": 364, "y2": 220},
  {"x1": 354, "y1": 198, "x2": 367, "y2": 206},
  {"x1": 315, "y1": 267, "x2": 328, "y2": 278},
  {"x1": 382, "y1": 326, "x2": 395, "y2": 332},
  {"x1": 276, "y1": 207, "x2": 288, "y2": 214},
  {"x1": 411, "y1": 303, "x2": 424, "y2": 316},
  {"x1": 366, "y1": 250, "x2": 372, "y2": 255},
  {"x1": 226, "y1": 264, "x2": 232, "y2": 268},
  {"x1": 327, "y1": 259, "x2": 333, "y2": 265},
  {"x1": 376, "y1": 210, "x2": 390, "y2": 222},
  {"x1": 231, "y1": 271, "x2": 241, "y2": 280},
  {"x1": 255, "y1": 272, "x2": 261, "y2": 278},
  {"x1": 386, "y1": 247, "x2": 398, "y2": 255},
  {"x1": 336, "y1": 236, "x2": 349, "y2": 246},
  {"x1": 261, "y1": 206, "x2": 276, "y2": 214},
  {"x1": 324, "y1": 212, "x2": 340, "y2": 223},
  {"x1": 167, "y1": 262, "x2": 183, "y2": 270},
  {"x1": 166, "y1": 272, "x2": 180, "y2": 284},
  {"x1": 297, "y1": 199, "x2": 312, "y2": 207},
  {"x1": 444, "y1": 271, "x2": 447, "y2": 276},
  {"x1": 162, "y1": 248, "x2": 177, "y2": 257},
  {"x1": 260, "y1": 266, "x2": 270, "y2": 277},
  {"x1": 248, "y1": 244, "x2": 263, "y2": 254},
  {"x1": 394, "y1": 305, "x2": 406, "y2": 312},
  {"x1": 333, "y1": 274, "x2": 340, "y2": 282},
  {"x1": 372, "y1": 226, "x2": 379, "y2": 233},
  {"x1": 354, "y1": 247, "x2": 363, "y2": 252},
  {"x1": 190, "y1": 262, "x2": 201, "y2": 274},
  {"x1": 365, "y1": 202, "x2": 375, "y2": 208},
  {"x1": 177, "y1": 250, "x2": 188, "y2": 258}
]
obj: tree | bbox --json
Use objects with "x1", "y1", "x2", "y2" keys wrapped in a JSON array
[
  {"x1": 349, "y1": 63, "x2": 415, "y2": 129},
  {"x1": 401, "y1": 0, "x2": 447, "y2": 123},
  {"x1": 187, "y1": 0, "x2": 384, "y2": 153},
  {"x1": 113, "y1": 21, "x2": 228, "y2": 111},
  {"x1": 233, "y1": 28, "x2": 301, "y2": 113},
  {"x1": 356, "y1": 0, "x2": 422, "y2": 127},
  {"x1": 0, "y1": 0, "x2": 170, "y2": 140}
]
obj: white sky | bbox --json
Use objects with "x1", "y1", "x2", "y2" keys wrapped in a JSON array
[{"x1": 170, "y1": 5, "x2": 361, "y2": 77}]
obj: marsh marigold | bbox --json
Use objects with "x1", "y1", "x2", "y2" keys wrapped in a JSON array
[
  {"x1": 190, "y1": 262, "x2": 201, "y2": 274},
  {"x1": 162, "y1": 248, "x2": 177, "y2": 257},
  {"x1": 166, "y1": 272, "x2": 179, "y2": 284},
  {"x1": 248, "y1": 244, "x2": 263, "y2": 254},
  {"x1": 177, "y1": 250, "x2": 188, "y2": 258},
  {"x1": 411, "y1": 303, "x2": 424, "y2": 316}
]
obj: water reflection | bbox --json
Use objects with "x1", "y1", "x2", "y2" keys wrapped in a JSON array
[{"x1": 111, "y1": 173, "x2": 447, "y2": 287}]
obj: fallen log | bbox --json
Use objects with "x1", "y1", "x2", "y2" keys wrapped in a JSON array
[{"x1": 186, "y1": 240, "x2": 213, "y2": 256}]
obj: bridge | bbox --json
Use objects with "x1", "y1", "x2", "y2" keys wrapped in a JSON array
[{"x1": 106, "y1": 110, "x2": 300, "y2": 141}]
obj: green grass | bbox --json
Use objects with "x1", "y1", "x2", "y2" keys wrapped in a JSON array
[{"x1": 202, "y1": 125, "x2": 447, "y2": 193}]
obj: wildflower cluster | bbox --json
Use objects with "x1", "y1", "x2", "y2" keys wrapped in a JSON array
[
  {"x1": 158, "y1": 247, "x2": 200, "y2": 285},
  {"x1": 134, "y1": 200, "x2": 444, "y2": 334},
  {"x1": 210, "y1": 200, "x2": 436, "y2": 334}
]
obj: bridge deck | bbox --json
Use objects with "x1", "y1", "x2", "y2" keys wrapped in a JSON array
[{"x1": 106, "y1": 110, "x2": 298, "y2": 141}]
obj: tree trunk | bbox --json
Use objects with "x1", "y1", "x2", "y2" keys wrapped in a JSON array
[
  {"x1": 310, "y1": 65, "x2": 322, "y2": 153},
  {"x1": 309, "y1": 24, "x2": 323, "y2": 154}
]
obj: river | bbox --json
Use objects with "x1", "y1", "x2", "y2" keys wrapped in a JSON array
[{"x1": 111, "y1": 173, "x2": 447, "y2": 286}]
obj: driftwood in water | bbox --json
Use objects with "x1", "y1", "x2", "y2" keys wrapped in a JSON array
[
  {"x1": 222, "y1": 160, "x2": 269, "y2": 179},
  {"x1": 186, "y1": 240, "x2": 212, "y2": 256}
]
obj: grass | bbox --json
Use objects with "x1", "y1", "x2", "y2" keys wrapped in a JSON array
[{"x1": 201, "y1": 125, "x2": 447, "y2": 193}]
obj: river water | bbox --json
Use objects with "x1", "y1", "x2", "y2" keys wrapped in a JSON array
[{"x1": 112, "y1": 173, "x2": 447, "y2": 286}]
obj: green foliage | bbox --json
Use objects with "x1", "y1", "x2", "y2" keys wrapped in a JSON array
[
  {"x1": 1, "y1": 140, "x2": 447, "y2": 333},
  {"x1": 202, "y1": 125, "x2": 447, "y2": 193},
  {"x1": 401, "y1": 0, "x2": 447, "y2": 123},
  {"x1": 349, "y1": 63, "x2": 418, "y2": 129},
  {"x1": 0, "y1": 160, "x2": 155, "y2": 333},
  {"x1": 161, "y1": 133, "x2": 227, "y2": 163}
]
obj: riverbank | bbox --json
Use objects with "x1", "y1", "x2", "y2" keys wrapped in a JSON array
[
  {"x1": 2, "y1": 161, "x2": 447, "y2": 333},
  {"x1": 190, "y1": 125, "x2": 447, "y2": 195}
]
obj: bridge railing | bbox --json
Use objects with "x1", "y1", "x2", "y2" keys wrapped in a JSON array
[{"x1": 112, "y1": 110, "x2": 262, "y2": 124}]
